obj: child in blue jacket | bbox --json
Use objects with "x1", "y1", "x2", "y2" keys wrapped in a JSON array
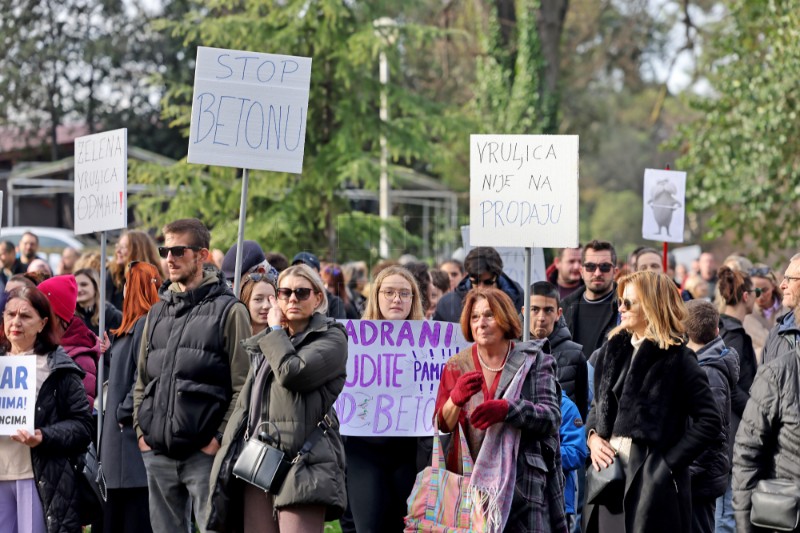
[{"x1": 560, "y1": 390, "x2": 587, "y2": 530}]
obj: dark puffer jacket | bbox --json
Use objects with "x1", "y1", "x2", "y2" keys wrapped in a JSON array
[
  {"x1": 732, "y1": 346, "x2": 800, "y2": 533},
  {"x1": 761, "y1": 310, "x2": 800, "y2": 366},
  {"x1": 207, "y1": 313, "x2": 348, "y2": 532},
  {"x1": 690, "y1": 336, "x2": 740, "y2": 498},
  {"x1": 432, "y1": 272, "x2": 524, "y2": 323},
  {"x1": 548, "y1": 318, "x2": 588, "y2": 419},
  {"x1": 30, "y1": 347, "x2": 94, "y2": 533}
]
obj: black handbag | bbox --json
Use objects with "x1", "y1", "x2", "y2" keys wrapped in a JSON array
[
  {"x1": 233, "y1": 416, "x2": 332, "y2": 494},
  {"x1": 73, "y1": 442, "x2": 106, "y2": 525},
  {"x1": 750, "y1": 479, "x2": 800, "y2": 531},
  {"x1": 585, "y1": 458, "x2": 625, "y2": 506}
]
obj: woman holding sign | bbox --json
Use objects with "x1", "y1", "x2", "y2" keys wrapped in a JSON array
[
  {"x1": 434, "y1": 287, "x2": 567, "y2": 532},
  {"x1": 344, "y1": 265, "x2": 426, "y2": 533},
  {"x1": 208, "y1": 264, "x2": 348, "y2": 533},
  {"x1": 0, "y1": 287, "x2": 93, "y2": 533}
]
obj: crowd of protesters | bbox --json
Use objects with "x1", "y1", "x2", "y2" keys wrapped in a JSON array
[{"x1": 1, "y1": 225, "x2": 799, "y2": 533}]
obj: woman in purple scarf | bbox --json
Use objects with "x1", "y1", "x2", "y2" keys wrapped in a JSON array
[{"x1": 435, "y1": 287, "x2": 567, "y2": 532}]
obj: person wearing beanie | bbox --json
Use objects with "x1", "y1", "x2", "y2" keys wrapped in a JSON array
[
  {"x1": 221, "y1": 240, "x2": 278, "y2": 297},
  {"x1": 39, "y1": 274, "x2": 101, "y2": 409}
]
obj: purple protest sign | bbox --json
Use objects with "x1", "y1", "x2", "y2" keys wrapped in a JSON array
[{"x1": 336, "y1": 320, "x2": 467, "y2": 437}]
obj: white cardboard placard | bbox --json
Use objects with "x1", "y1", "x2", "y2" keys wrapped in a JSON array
[
  {"x1": 0, "y1": 357, "x2": 36, "y2": 435},
  {"x1": 73, "y1": 128, "x2": 128, "y2": 235},
  {"x1": 336, "y1": 320, "x2": 468, "y2": 437},
  {"x1": 469, "y1": 134, "x2": 579, "y2": 248},
  {"x1": 187, "y1": 47, "x2": 312, "y2": 174},
  {"x1": 642, "y1": 168, "x2": 686, "y2": 243}
]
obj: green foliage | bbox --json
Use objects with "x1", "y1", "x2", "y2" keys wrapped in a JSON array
[
  {"x1": 669, "y1": 0, "x2": 800, "y2": 255},
  {"x1": 138, "y1": 0, "x2": 460, "y2": 261},
  {"x1": 472, "y1": 0, "x2": 550, "y2": 134},
  {"x1": 587, "y1": 189, "x2": 643, "y2": 257}
]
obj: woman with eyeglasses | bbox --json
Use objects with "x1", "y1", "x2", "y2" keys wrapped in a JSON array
[
  {"x1": 585, "y1": 271, "x2": 720, "y2": 533},
  {"x1": 208, "y1": 264, "x2": 348, "y2": 533},
  {"x1": 100, "y1": 261, "x2": 162, "y2": 533},
  {"x1": 748, "y1": 264, "x2": 788, "y2": 361},
  {"x1": 107, "y1": 231, "x2": 164, "y2": 310},
  {"x1": 343, "y1": 265, "x2": 425, "y2": 533}
]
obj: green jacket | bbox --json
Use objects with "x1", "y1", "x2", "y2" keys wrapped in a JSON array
[{"x1": 207, "y1": 313, "x2": 348, "y2": 531}]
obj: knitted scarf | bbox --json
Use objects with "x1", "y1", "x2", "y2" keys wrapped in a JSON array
[{"x1": 468, "y1": 351, "x2": 536, "y2": 532}]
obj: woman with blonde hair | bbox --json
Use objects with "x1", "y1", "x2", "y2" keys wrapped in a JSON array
[
  {"x1": 107, "y1": 231, "x2": 163, "y2": 309},
  {"x1": 208, "y1": 264, "x2": 347, "y2": 532},
  {"x1": 585, "y1": 271, "x2": 720, "y2": 533},
  {"x1": 346, "y1": 264, "x2": 425, "y2": 532}
]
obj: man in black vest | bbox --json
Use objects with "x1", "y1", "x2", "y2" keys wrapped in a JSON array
[
  {"x1": 561, "y1": 239, "x2": 620, "y2": 360},
  {"x1": 133, "y1": 218, "x2": 251, "y2": 533}
]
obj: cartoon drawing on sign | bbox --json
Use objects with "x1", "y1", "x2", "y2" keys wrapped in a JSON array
[{"x1": 648, "y1": 179, "x2": 683, "y2": 237}]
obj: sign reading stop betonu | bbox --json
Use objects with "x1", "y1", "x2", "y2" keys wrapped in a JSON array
[
  {"x1": 188, "y1": 46, "x2": 312, "y2": 174},
  {"x1": 469, "y1": 134, "x2": 579, "y2": 249},
  {"x1": 73, "y1": 128, "x2": 128, "y2": 235}
]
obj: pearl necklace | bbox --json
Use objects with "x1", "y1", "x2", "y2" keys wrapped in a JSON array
[{"x1": 477, "y1": 341, "x2": 511, "y2": 372}]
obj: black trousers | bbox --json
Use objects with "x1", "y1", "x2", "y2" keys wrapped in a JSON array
[
  {"x1": 344, "y1": 436, "x2": 419, "y2": 533},
  {"x1": 102, "y1": 487, "x2": 153, "y2": 533},
  {"x1": 691, "y1": 496, "x2": 717, "y2": 533}
]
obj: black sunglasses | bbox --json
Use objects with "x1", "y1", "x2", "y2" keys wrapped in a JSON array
[
  {"x1": 158, "y1": 245, "x2": 201, "y2": 258},
  {"x1": 276, "y1": 287, "x2": 316, "y2": 301},
  {"x1": 618, "y1": 298, "x2": 636, "y2": 309},
  {"x1": 748, "y1": 287, "x2": 764, "y2": 298},
  {"x1": 469, "y1": 276, "x2": 497, "y2": 287},
  {"x1": 584, "y1": 262, "x2": 614, "y2": 273},
  {"x1": 748, "y1": 267, "x2": 771, "y2": 278}
]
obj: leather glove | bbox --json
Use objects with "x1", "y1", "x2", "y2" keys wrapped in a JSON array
[
  {"x1": 470, "y1": 399, "x2": 509, "y2": 430},
  {"x1": 449, "y1": 371, "x2": 484, "y2": 407}
]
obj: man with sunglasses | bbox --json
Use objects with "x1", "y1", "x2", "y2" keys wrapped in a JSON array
[
  {"x1": 432, "y1": 246, "x2": 524, "y2": 323},
  {"x1": 133, "y1": 218, "x2": 251, "y2": 533},
  {"x1": 561, "y1": 240, "x2": 620, "y2": 360}
]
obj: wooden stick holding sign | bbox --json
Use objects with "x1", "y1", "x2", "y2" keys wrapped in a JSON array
[{"x1": 187, "y1": 47, "x2": 312, "y2": 295}]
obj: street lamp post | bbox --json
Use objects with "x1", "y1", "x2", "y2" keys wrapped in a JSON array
[{"x1": 374, "y1": 17, "x2": 397, "y2": 259}]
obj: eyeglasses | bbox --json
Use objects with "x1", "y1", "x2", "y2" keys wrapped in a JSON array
[
  {"x1": 380, "y1": 289, "x2": 413, "y2": 301},
  {"x1": 784, "y1": 275, "x2": 800, "y2": 284},
  {"x1": 469, "y1": 276, "x2": 497, "y2": 287},
  {"x1": 158, "y1": 245, "x2": 201, "y2": 258},
  {"x1": 276, "y1": 287, "x2": 316, "y2": 301},
  {"x1": 584, "y1": 262, "x2": 614, "y2": 273},
  {"x1": 618, "y1": 298, "x2": 637, "y2": 310},
  {"x1": 749, "y1": 267, "x2": 771, "y2": 277}
]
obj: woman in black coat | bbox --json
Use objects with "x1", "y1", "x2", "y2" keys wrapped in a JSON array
[
  {"x1": 584, "y1": 271, "x2": 721, "y2": 533},
  {"x1": 99, "y1": 262, "x2": 161, "y2": 533},
  {"x1": 2, "y1": 286, "x2": 93, "y2": 533}
]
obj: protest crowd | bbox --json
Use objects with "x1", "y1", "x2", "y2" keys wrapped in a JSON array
[{"x1": 2, "y1": 224, "x2": 800, "y2": 533}]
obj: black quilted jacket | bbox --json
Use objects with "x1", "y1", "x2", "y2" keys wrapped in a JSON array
[{"x1": 30, "y1": 347, "x2": 94, "y2": 533}]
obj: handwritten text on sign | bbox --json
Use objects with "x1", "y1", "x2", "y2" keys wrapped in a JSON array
[
  {"x1": 469, "y1": 134, "x2": 579, "y2": 248},
  {"x1": 187, "y1": 47, "x2": 312, "y2": 174},
  {"x1": 0, "y1": 358, "x2": 36, "y2": 435},
  {"x1": 73, "y1": 128, "x2": 127, "y2": 235},
  {"x1": 336, "y1": 320, "x2": 467, "y2": 437}
]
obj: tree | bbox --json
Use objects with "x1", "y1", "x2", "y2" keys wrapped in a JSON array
[
  {"x1": 134, "y1": 0, "x2": 461, "y2": 261},
  {"x1": 669, "y1": 1, "x2": 800, "y2": 255}
]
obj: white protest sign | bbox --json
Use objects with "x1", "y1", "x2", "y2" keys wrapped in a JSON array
[
  {"x1": 642, "y1": 168, "x2": 686, "y2": 243},
  {"x1": 73, "y1": 128, "x2": 127, "y2": 235},
  {"x1": 461, "y1": 225, "x2": 547, "y2": 288},
  {"x1": 470, "y1": 134, "x2": 579, "y2": 248},
  {"x1": 0, "y1": 357, "x2": 36, "y2": 435},
  {"x1": 187, "y1": 47, "x2": 312, "y2": 174},
  {"x1": 336, "y1": 320, "x2": 468, "y2": 437}
]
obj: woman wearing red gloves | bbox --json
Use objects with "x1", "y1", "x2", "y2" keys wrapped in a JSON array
[{"x1": 435, "y1": 287, "x2": 567, "y2": 532}]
